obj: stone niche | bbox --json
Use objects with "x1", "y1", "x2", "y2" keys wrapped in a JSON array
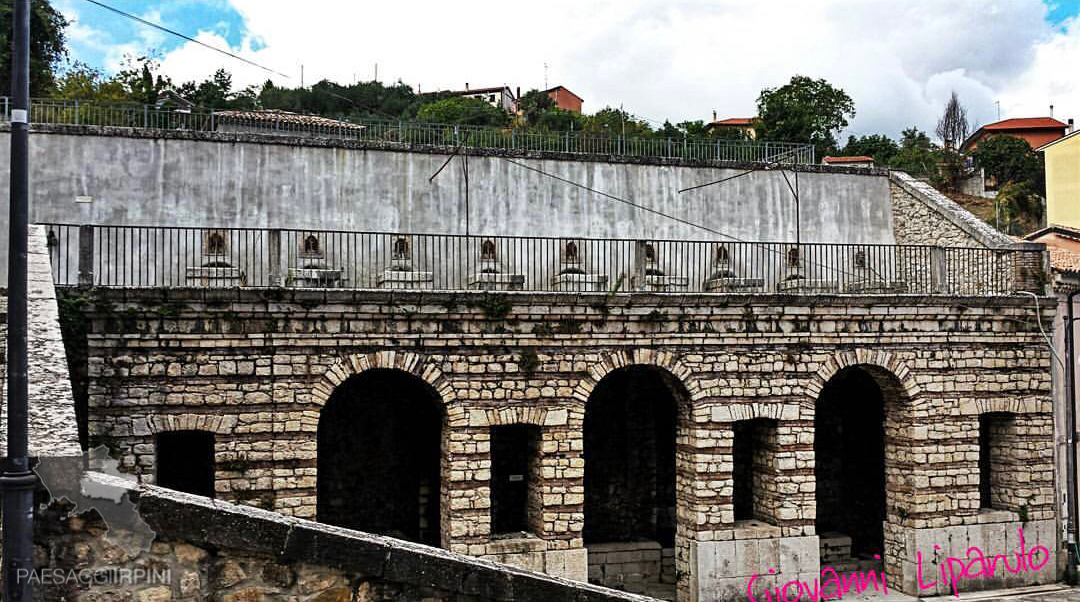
[
  {"x1": 467, "y1": 238, "x2": 525, "y2": 291},
  {"x1": 841, "y1": 249, "x2": 908, "y2": 294},
  {"x1": 378, "y1": 235, "x2": 433, "y2": 290},
  {"x1": 704, "y1": 244, "x2": 763, "y2": 293},
  {"x1": 288, "y1": 233, "x2": 344, "y2": 288},
  {"x1": 186, "y1": 229, "x2": 246, "y2": 287},
  {"x1": 550, "y1": 239, "x2": 608, "y2": 292},
  {"x1": 630, "y1": 242, "x2": 688, "y2": 292}
]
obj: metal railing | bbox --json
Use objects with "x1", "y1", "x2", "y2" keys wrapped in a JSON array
[
  {"x1": 1, "y1": 97, "x2": 816, "y2": 165},
  {"x1": 43, "y1": 224, "x2": 1043, "y2": 297}
]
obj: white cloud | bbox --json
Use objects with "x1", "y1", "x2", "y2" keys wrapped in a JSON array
[{"x1": 80, "y1": 0, "x2": 1080, "y2": 139}]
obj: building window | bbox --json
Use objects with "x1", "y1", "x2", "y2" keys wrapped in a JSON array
[
  {"x1": 156, "y1": 430, "x2": 215, "y2": 498},
  {"x1": 732, "y1": 418, "x2": 778, "y2": 523},
  {"x1": 491, "y1": 424, "x2": 542, "y2": 536},
  {"x1": 979, "y1": 412, "x2": 1015, "y2": 510}
]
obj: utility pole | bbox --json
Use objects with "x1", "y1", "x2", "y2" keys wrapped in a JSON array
[{"x1": 3, "y1": 0, "x2": 38, "y2": 600}]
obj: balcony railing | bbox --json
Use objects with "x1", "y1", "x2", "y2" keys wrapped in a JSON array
[
  {"x1": 1, "y1": 97, "x2": 816, "y2": 165},
  {"x1": 43, "y1": 224, "x2": 1044, "y2": 297}
]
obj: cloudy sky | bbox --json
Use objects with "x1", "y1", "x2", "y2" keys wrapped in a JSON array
[{"x1": 54, "y1": 0, "x2": 1080, "y2": 140}]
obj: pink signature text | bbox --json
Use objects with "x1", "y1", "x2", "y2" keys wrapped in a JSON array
[{"x1": 746, "y1": 528, "x2": 1049, "y2": 602}]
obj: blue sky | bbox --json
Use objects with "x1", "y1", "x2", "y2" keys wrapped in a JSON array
[
  {"x1": 1047, "y1": 0, "x2": 1080, "y2": 25},
  {"x1": 59, "y1": 0, "x2": 255, "y2": 72},
  {"x1": 54, "y1": 0, "x2": 1080, "y2": 139}
]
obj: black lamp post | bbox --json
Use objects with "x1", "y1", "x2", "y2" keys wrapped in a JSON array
[{"x1": 3, "y1": 0, "x2": 37, "y2": 599}]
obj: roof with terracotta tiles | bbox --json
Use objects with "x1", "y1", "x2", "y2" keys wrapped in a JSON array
[{"x1": 213, "y1": 109, "x2": 365, "y2": 130}]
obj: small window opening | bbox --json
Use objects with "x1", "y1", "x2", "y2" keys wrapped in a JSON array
[
  {"x1": 979, "y1": 412, "x2": 1014, "y2": 510},
  {"x1": 733, "y1": 418, "x2": 778, "y2": 523},
  {"x1": 715, "y1": 246, "x2": 730, "y2": 264},
  {"x1": 644, "y1": 243, "x2": 656, "y2": 261},
  {"x1": 156, "y1": 430, "x2": 215, "y2": 498},
  {"x1": 491, "y1": 424, "x2": 542, "y2": 536}
]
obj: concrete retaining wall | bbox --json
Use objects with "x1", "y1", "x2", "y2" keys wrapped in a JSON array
[{"x1": 0, "y1": 125, "x2": 897, "y2": 284}]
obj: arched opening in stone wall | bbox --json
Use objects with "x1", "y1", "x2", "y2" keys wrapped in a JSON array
[
  {"x1": 155, "y1": 430, "x2": 215, "y2": 498},
  {"x1": 317, "y1": 368, "x2": 444, "y2": 546},
  {"x1": 815, "y1": 365, "x2": 901, "y2": 573},
  {"x1": 584, "y1": 365, "x2": 686, "y2": 599}
]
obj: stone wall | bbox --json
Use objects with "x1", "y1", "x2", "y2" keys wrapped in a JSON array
[
  {"x1": 889, "y1": 171, "x2": 1015, "y2": 248},
  {"x1": 0, "y1": 225, "x2": 81, "y2": 457},
  {"x1": 70, "y1": 287, "x2": 1059, "y2": 600},
  {"x1": 35, "y1": 472, "x2": 660, "y2": 602}
]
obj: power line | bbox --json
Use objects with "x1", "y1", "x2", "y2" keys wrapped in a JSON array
[
  {"x1": 82, "y1": 0, "x2": 292, "y2": 79},
  {"x1": 497, "y1": 156, "x2": 873, "y2": 280}
]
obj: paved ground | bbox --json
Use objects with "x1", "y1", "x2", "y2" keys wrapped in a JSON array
[
  {"x1": 838, "y1": 585, "x2": 1080, "y2": 602},
  {"x1": 954, "y1": 586, "x2": 1080, "y2": 602}
]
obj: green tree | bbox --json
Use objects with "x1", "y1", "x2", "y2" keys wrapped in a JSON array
[
  {"x1": 994, "y1": 180, "x2": 1042, "y2": 235},
  {"x1": 888, "y1": 127, "x2": 941, "y2": 178},
  {"x1": 583, "y1": 107, "x2": 652, "y2": 137},
  {"x1": 54, "y1": 62, "x2": 129, "y2": 101},
  {"x1": 970, "y1": 135, "x2": 1044, "y2": 195},
  {"x1": 415, "y1": 96, "x2": 510, "y2": 126},
  {"x1": 517, "y1": 89, "x2": 555, "y2": 125},
  {"x1": 841, "y1": 134, "x2": 899, "y2": 165},
  {"x1": 0, "y1": 0, "x2": 68, "y2": 96},
  {"x1": 112, "y1": 56, "x2": 173, "y2": 105},
  {"x1": 755, "y1": 75, "x2": 855, "y2": 159},
  {"x1": 533, "y1": 107, "x2": 584, "y2": 131}
]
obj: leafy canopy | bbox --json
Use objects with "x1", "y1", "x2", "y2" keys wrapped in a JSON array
[
  {"x1": 415, "y1": 96, "x2": 510, "y2": 127},
  {"x1": 755, "y1": 75, "x2": 855, "y2": 159},
  {"x1": 0, "y1": 0, "x2": 68, "y2": 96},
  {"x1": 970, "y1": 135, "x2": 1044, "y2": 195}
]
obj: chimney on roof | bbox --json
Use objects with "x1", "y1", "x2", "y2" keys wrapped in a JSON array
[
  {"x1": 712, "y1": 110, "x2": 717, "y2": 122},
  {"x1": 1070, "y1": 118, "x2": 1075, "y2": 134},
  {"x1": 465, "y1": 83, "x2": 469, "y2": 91},
  {"x1": 1050, "y1": 104, "x2": 1054, "y2": 118},
  {"x1": 516, "y1": 86, "x2": 521, "y2": 99}
]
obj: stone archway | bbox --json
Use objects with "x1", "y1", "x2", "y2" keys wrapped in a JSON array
[
  {"x1": 314, "y1": 352, "x2": 451, "y2": 547},
  {"x1": 580, "y1": 352, "x2": 696, "y2": 601},
  {"x1": 810, "y1": 353, "x2": 916, "y2": 583}
]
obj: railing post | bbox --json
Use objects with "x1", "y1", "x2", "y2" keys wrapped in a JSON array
[
  {"x1": 142, "y1": 105, "x2": 148, "y2": 129},
  {"x1": 78, "y1": 225, "x2": 95, "y2": 286},
  {"x1": 74, "y1": 99, "x2": 79, "y2": 125},
  {"x1": 268, "y1": 228, "x2": 282, "y2": 287},
  {"x1": 930, "y1": 246, "x2": 947, "y2": 294},
  {"x1": 634, "y1": 240, "x2": 648, "y2": 291}
]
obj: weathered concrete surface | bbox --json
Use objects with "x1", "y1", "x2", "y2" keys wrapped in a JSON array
[
  {"x1": 0, "y1": 225, "x2": 80, "y2": 457},
  {"x1": 0, "y1": 125, "x2": 895, "y2": 283}
]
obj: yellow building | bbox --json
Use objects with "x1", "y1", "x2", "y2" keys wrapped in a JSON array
[{"x1": 1039, "y1": 129, "x2": 1080, "y2": 228}]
